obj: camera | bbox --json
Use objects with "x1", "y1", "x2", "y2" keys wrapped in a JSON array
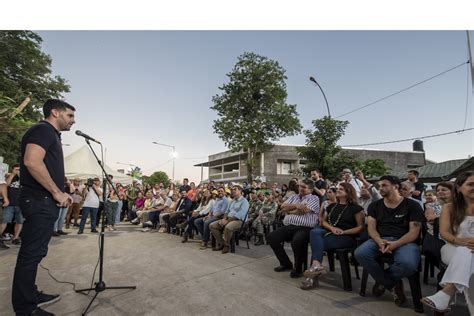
[{"x1": 86, "y1": 178, "x2": 94, "y2": 187}]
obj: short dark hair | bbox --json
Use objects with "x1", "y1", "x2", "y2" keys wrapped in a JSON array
[
  {"x1": 301, "y1": 178, "x2": 315, "y2": 190},
  {"x1": 408, "y1": 169, "x2": 419, "y2": 177},
  {"x1": 12, "y1": 163, "x2": 20, "y2": 169},
  {"x1": 311, "y1": 169, "x2": 321, "y2": 174},
  {"x1": 379, "y1": 175, "x2": 401, "y2": 187},
  {"x1": 43, "y1": 99, "x2": 75, "y2": 118}
]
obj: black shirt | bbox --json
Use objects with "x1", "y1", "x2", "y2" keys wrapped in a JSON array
[
  {"x1": 368, "y1": 197, "x2": 425, "y2": 238},
  {"x1": 412, "y1": 181, "x2": 425, "y2": 201},
  {"x1": 7, "y1": 175, "x2": 21, "y2": 206},
  {"x1": 20, "y1": 121, "x2": 64, "y2": 199},
  {"x1": 326, "y1": 203, "x2": 364, "y2": 232},
  {"x1": 313, "y1": 179, "x2": 328, "y2": 200},
  {"x1": 179, "y1": 184, "x2": 191, "y2": 193}
]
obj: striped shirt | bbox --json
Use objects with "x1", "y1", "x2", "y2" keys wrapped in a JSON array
[{"x1": 282, "y1": 193, "x2": 320, "y2": 228}]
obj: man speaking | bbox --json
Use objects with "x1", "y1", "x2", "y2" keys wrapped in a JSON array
[{"x1": 12, "y1": 99, "x2": 76, "y2": 316}]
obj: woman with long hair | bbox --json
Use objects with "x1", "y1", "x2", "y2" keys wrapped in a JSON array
[
  {"x1": 301, "y1": 182, "x2": 365, "y2": 290},
  {"x1": 181, "y1": 189, "x2": 216, "y2": 243},
  {"x1": 422, "y1": 182, "x2": 455, "y2": 267},
  {"x1": 421, "y1": 171, "x2": 474, "y2": 313}
]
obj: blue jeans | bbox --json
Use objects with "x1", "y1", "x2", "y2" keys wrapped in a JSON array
[
  {"x1": 54, "y1": 207, "x2": 68, "y2": 232},
  {"x1": 354, "y1": 237, "x2": 420, "y2": 290},
  {"x1": 309, "y1": 227, "x2": 356, "y2": 262},
  {"x1": 114, "y1": 200, "x2": 122, "y2": 224},
  {"x1": 194, "y1": 216, "x2": 220, "y2": 242},
  {"x1": 3, "y1": 205, "x2": 25, "y2": 224},
  {"x1": 12, "y1": 195, "x2": 59, "y2": 314},
  {"x1": 79, "y1": 207, "x2": 99, "y2": 232}
]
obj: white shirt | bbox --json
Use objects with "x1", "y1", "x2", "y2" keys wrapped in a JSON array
[
  {"x1": 0, "y1": 164, "x2": 6, "y2": 184},
  {"x1": 83, "y1": 187, "x2": 102, "y2": 208}
]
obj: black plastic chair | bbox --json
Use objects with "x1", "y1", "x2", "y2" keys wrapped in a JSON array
[
  {"x1": 326, "y1": 247, "x2": 360, "y2": 291},
  {"x1": 359, "y1": 253, "x2": 424, "y2": 313},
  {"x1": 229, "y1": 213, "x2": 250, "y2": 253}
]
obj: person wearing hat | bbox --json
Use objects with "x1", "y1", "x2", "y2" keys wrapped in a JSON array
[
  {"x1": 209, "y1": 185, "x2": 249, "y2": 254},
  {"x1": 78, "y1": 177, "x2": 103, "y2": 234}
]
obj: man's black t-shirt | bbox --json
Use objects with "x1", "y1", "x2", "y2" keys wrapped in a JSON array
[
  {"x1": 7, "y1": 175, "x2": 21, "y2": 206},
  {"x1": 20, "y1": 121, "x2": 64, "y2": 199},
  {"x1": 368, "y1": 197, "x2": 425, "y2": 238},
  {"x1": 179, "y1": 184, "x2": 191, "y2": 193},
  {"x1": 313, "y1": 179, "x2": 327, "y2": 198},
  {"x1": 326, "y1": 203, "x2": 364, "y2": 232},
  {"x1": 412, "y1": 181, "x2": 425, "y2": 201}
]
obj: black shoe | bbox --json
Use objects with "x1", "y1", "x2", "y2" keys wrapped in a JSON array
[
  {"x1": 73, "y1": 223, "x2": 80, "y2": 227},
  {"x1": 372, "y1": 282, "x2": 385, "y2": 297},
  {"x1": 37, "y1": 291, "x2": 61, "y2": 307},
  {"x1": 181, "y1": 234, "x2": 189, "y2": 243},
  {"x1": 12, "y1": 238, "x2": 21, "y2": 245},
  {"x1": 57, "y1": 230, "x2": 68, "y2": 235},
  {"x1": 274, "y1": 265, "x2": 293, "y2": 272},
  {"x1": 91, "y1": 230, "x2": 99, "y2": 233},
  {"x1": 290, "y1": 270, "x2": 303, "y2": 278},
  {"x1": 0, "y1": 241, "x2": 9, "y2": 250},
  {"x1": 52, "y1": 232, "x2": 60, "y2": 237},
  {"x1": 392, "y1": 281, "x2": 407, "y2": 306},
  {"x1": 30, "y1": 307, "x2": 55, "y2": 315},
  {"x1": 77, "y1": 230, "x2": 83, "y2": 235}
]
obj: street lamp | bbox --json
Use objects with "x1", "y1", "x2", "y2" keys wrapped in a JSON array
[
  {"x1": 309, "y1": 76, "x2": 331, "y2": 118},
  {"x1": 152, "y1": 141, "x2": 176, "y2": 181}
]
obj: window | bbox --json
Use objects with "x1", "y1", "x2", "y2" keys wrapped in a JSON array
[
  {"x1": 277, "y1": 161, "x2": 293, "y2": 175},
  {"x1": 223, "y1": 162, "x2": 239, "y2": 173}
]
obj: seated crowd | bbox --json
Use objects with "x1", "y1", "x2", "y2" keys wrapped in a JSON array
[{"x1": 1, "y1": 166, "x2": 473, "y2": 314}]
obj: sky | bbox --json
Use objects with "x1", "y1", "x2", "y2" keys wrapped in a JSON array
[{"x1": 36, "y1": 31, "x2": 474, "y2": 183}]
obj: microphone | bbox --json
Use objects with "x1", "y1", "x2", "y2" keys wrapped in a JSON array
[
  {"x1": 75, "y1": 130, "x2": 101, "y2": 144},
  {"x1": 309, "y1": 76, "x2": 317, "y2": 83}
]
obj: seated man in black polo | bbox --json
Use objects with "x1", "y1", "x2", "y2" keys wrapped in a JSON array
[
  {"x1": 267, "y1": 178, "x2": 320, "y2": 278},
  {"x1": 354, "y1": 175, "x2": 425, "y2": 306}
]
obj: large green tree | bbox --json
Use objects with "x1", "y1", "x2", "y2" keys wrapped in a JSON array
[
  {"x1": 142, "y1": 171, "x2": 170, "y2": 188},
  {"x1": 211, "y1": 52, "x2": 302, "y2": 182},
  {"x1": 297, "y1": 116, "x2": 390, "y2": 181},
  {"x1": 0, "y1": 31, "x2": 70, "y2": 167}
]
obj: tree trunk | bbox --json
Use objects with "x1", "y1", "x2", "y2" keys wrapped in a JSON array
[{"x1": 246, "y1": 150, "x2": 254, "y2": 183}]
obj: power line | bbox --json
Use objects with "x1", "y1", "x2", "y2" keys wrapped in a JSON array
[
  {"x1": 335, "y1": 60, "x2": 469, "y2": 118},
  {"x1": 342, "y1": 127, "x2": 474, "y2": 147},
  {"x1": 462, "y1": 58, "x2": 470, "y2": 131}
]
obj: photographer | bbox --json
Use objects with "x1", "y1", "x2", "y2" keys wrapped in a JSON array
[{"x1": 78, "y1": 177, "x2": 103, "y2": 234}]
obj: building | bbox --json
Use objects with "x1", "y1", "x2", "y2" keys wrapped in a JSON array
[{"x1": 195, "y1": 141, "x2": 427, "y2": 184}]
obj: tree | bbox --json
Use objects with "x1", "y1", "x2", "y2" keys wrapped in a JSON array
[
  {"x1": 352, "y1": 159, "x2": 391, "y2": 179},
  {"x1": 297, "y1": 116, "x2": 354, "y2": 181},
  {"x1": 127, "y1": 166, "x2": 143, "y2": 180},
  {"x1": 211, "y1": 52, "x2": 302, "y2": 183},
  {"x1": 0, "y1": 31, "x2": 70, "y2": 166},
  {"x1": 142, "y1": 171, "x2": 170, "y2": 188},
  {"x1": 297, "y1": 116, "x2": 390, "y2": 181}
]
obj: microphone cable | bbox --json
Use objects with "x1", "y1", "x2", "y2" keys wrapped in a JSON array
[{"x1": 40, "y1": 232, "x2": 101, "y2": 294}]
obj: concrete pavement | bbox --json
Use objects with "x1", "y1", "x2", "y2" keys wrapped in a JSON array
[{"x1": 0, "y1": 223, "x2": 469, "y2": 315}]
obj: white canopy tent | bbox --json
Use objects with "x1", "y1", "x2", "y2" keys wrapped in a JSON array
[{"x1": 64, "y1": 146, "x2": 134, "y2": 185}]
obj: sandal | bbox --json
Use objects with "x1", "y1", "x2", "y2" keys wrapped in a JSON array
[
  {"x1": 303, "y1": 265, "x2": 326, "y2": 279},
  {"x1": 300, "y1": 277, "x2": 319, "y2": 290},
  {"x1": 420, "y1": 291, "x2": 451, "y2": 313}
]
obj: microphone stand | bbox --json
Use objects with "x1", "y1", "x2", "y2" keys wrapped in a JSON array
[{"x1": 75, "y1": 139, "x2": 136, "y2": 315}]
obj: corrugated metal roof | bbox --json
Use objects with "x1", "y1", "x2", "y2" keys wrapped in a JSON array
[
  {"x1": 417, "y1": 159, "x2": 468, "y2": 178},
  {"x1": 394, "y1": 158, "x2": 469, "y2": 180}
]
